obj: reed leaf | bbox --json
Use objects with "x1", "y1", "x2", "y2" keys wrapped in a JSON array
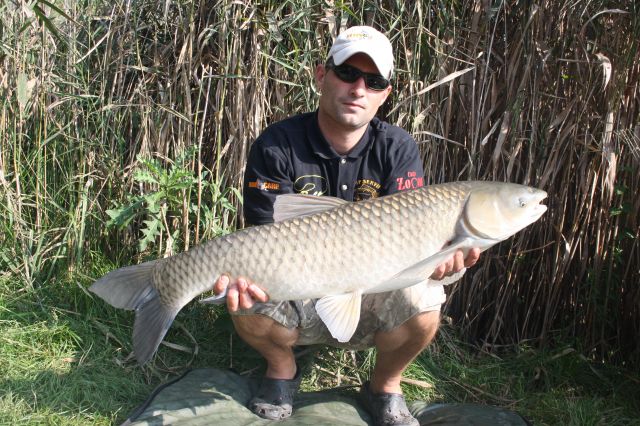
[{"x1": 1, "y1": 0, "x2": 638, "y2": 366}]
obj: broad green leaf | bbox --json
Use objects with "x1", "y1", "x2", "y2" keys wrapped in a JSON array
[
  {"x1": 143, "y1": 192, "x2": 164, "y2": 214},
  {"x1": 17, "y1": 73, "x2": 31, "y2": 113},
  {"x1": 106, "y1": 197, "x2": 144, "y2": 228},
  {"x1": 137, "y1": 156, "x2": 163, "y2": 176},
  {"x1": 134, "y1": 168, "x2": 159, "y2": 185},
  {"x1": 139, "y1": 217, "x2": 161, "y2": 252}
]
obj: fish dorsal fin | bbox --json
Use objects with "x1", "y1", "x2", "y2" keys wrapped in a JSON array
[
  {"x1": 273, "y1": 194, "x2": 349, "y2": 222},
  {"x1": 315, "y1": 290, "x2": 363, "y2": 343}
]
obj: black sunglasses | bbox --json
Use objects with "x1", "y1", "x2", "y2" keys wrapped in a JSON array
[{"x1": 325, "y1": 61, "x2": 390, "y2": 91}]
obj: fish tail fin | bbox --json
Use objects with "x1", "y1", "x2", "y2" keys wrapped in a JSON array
[
  {"x1": 89, "y1": 260, "x2": 161, "y2": 309},
  {"x1": 89, "y1": 259, "x2": 179, "y2": 364},
  {"x1": 132, "y1": 294, "x2": 180, "y2": 364}
]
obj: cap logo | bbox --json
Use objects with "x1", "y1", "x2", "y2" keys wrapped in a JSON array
[{"x1": 345, "y1": 31, "x2": 370, "y2": 40}]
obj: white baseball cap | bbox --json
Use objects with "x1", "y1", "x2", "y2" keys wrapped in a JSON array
[{"x1": 327, "y1": 26, "x2": 394, "y2": 79}]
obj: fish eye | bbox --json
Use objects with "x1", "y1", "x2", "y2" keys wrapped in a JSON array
[{"x1": 518, "y1": 198, "x2": 527, "y2": 207}]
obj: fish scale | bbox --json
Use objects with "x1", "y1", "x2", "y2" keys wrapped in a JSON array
[
  {"x1": 156, "y1": 183, "x2": 466, "y2": 302},
  {"x1": 90, "y1": 180, "x2": 547, "y2": 364}
]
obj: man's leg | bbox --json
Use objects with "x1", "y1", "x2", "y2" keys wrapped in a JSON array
[
  {"x1": 358, "y1": 310, "x2": 439, "y2": 426},
  {"x1": 370, "y1": 310, "x2": 440, "y2": 393},
  {"x1": 232, "y1": 313, "x2": 298, "y2": 379},
  {"x1": 232, "y1": 313, "x2": 301, "y2": 420}
]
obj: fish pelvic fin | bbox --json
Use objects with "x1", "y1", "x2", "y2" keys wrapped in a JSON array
[
  {"x1": 316, "y1": 290, "x2": 363, "y2": 343},
  {"x1": 89, "y1": 259, "x2": 180, "y2": 364}
]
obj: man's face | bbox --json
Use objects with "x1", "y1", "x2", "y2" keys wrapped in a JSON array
[{"x1": 315, "y1": 53, "x2": 392, "y2": 132}]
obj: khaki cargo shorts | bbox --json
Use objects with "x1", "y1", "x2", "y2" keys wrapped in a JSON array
[{"x1": 232, "y1": 283, "x2": 446, "y2": 350}]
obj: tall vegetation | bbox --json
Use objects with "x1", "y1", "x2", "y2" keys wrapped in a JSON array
[{"x1": 1, "y1": 0, "x2": 638, "y2": 365}]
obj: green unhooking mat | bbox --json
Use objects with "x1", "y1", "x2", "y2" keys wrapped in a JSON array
[{"x1": 121, "y1": 368, "x2": 531, "y2": 426}]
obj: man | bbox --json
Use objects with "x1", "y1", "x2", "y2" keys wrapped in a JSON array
[{"x1": 214, "y1": 26, "x2": 480, "y2": 426}]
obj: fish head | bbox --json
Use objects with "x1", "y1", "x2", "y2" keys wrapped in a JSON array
[{"x1": 463, "y1": 183, "x2": 548, "y2": 241}]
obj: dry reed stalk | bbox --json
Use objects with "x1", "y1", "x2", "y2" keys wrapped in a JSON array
[{"x1": 1, "y1": 0, "x2": 638, "y2": 364}]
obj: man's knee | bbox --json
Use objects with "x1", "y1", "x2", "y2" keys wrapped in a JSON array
[
  {"x1": 374, "y1": 310, "x2": 440, "y2": 351},
  {"x1": 404, "y1": 311, "x2": 440, "y2": 335},
  {"x1": 232, "y1": 314, "x2": 299, "y2": 346},
  {"x1": 406, "y1": 310, "x2": 440, "y2": 342}
]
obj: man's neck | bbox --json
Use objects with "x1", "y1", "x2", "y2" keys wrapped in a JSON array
[{"x1": 317, "y1": 112, "x2": 368, "y2": 156}]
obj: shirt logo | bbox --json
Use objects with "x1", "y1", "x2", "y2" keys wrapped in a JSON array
[
  {"x1": 248, "y1": 179, "x2": 280, "y2": 191},
  {"x1": 294, "y1": 175, "x2": 327, "y2": 196},
  {"x1": 354, "y1": 179, "x2": 381, "y2": 201},
  {"x1": 396, "y1": 171, "x2": 424, "y2": 191}
]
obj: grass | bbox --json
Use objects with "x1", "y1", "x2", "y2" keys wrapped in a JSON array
[
  {"x1": 2, "y1": 0, "x2": 638, "y2": 365},
  {"x1": 408, "y1": 332, "x2": 640, "y2": 425},
  {"x1": 1, "y1": 0, "x2": 638, "y2": 424},
  {"x1": 1, "y1": 265, "x2": 638, "y2": 425},
  {"x1": 1, "y1": 280, "x2": 146, "y2": 425}
]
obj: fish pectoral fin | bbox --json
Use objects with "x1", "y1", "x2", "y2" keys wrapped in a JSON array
[
  {"x1": 273, "y1": 194, "x2": 349, "y2": 222},
  {"x1": 315, "y1": 290, "x2": 363, "y2": 343},
  {"x1": 199, "y1": 289, "x2": 227, "y2": 305},
  {"x1": 368, "y1": 237, "x2": 482, "y2": 293},
  {"x1": 426, "y1": 268, "x2": 467, "y2": 287}
]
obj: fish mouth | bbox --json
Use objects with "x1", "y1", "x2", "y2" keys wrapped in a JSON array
[
  {"x1": 530, "y1": 191, "x2": 548, "y2": 220},
  {"x1": 529, "y1": 205, "x2": 548, "y2": 224}
]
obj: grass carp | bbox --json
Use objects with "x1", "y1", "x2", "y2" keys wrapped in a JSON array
[{"x1": 90, "y1": 181, "x2": 547, "y2": 364}]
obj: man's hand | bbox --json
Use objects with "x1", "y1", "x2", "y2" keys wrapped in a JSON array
[
  {"x1": 430, "y1": 248, "x2": 481, "y2": 280},
  {"x1": 213, "y1": 275, "x2": 269, "y2": 312}
]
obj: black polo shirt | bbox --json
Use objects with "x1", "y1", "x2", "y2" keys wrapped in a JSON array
[{"x1": 243, "y1": 111, "x2": 425, "y2": 225}]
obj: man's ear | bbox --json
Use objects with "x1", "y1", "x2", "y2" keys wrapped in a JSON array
[
  {"x1": 315, "y1": 63, "x2": 326, "y2": 90},
  {"x1": 379, "y1": 85, "x2": 392, "y2": 106}
]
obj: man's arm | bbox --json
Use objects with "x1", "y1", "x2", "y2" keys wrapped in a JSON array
[
  {"x1": 382, "y1": 134, "x2": 481, "y2": 279},
  {"x1": 242, "y1": 137, "x2": 294, "y2": 226}
]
